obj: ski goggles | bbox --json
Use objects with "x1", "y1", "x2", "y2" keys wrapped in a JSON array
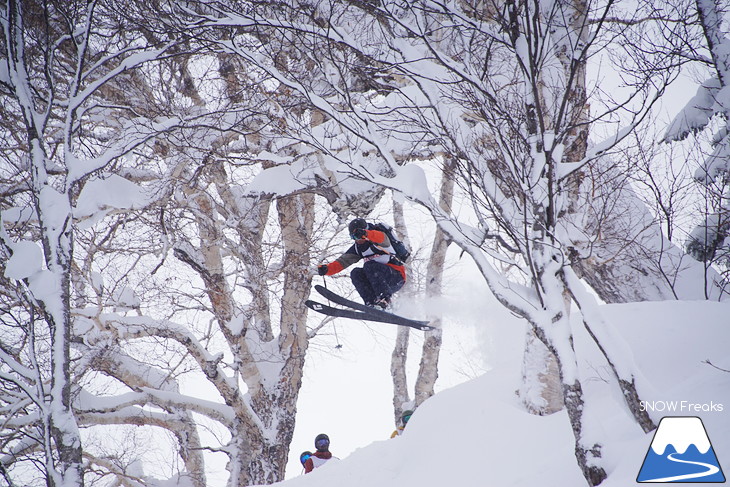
[
  {"x1": 300, "y1": 453, "x2": 311, "y2": 465},
  {"x1": 315, "y1": 438, "x2": 329, "y2": 450},
  {"x1": 402, "y1": 414, "x2": 412, "y2": 424}
]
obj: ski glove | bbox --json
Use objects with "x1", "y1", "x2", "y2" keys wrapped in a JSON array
[
  {"x1": 351, "y1": 228, "x2": 367, "y2": 239},
  {"x1": 317, "y1": 265, "x2": 328, "y2": 276}
]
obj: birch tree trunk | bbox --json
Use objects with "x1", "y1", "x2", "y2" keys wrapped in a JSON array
[
  {"x1": 519, "y1": 0, "x2": 667, "y2": 424},
  {"x1": 414, "y1": 159, "x2": 454, "y2": 407},
  {"x1": 389, "y1": 157, "x2": 451, "y2": 423},
  {"x1": 390, "y1": 324, "x2": 411, "y2": 419},
  {"x1": 4, "y1": 2, "x2": 83, "y2": 485},
  {"x1": 173, "y1": 160, "x2": 315, "y2": 485},
  {"x1": 35, "y1": 157, "x2": 84, "y2": 487},
  {"x1": 520, "y1": 331, "x2": 564, "y2": 415},
  {"x1": 390, "y1": 200, "x2": 413, "y2": 419},
  {"x1": 528, "y1": 247, "x2": 608, "y2": 485}
]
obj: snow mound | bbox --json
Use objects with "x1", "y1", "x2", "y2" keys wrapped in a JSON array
[{"x1": 271, "y1": 300, "x2": 729, "y2": 487}]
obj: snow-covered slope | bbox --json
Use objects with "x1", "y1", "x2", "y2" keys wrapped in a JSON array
[{"x1": 273, "y1": 300, "x2": 730, "y2": 487}]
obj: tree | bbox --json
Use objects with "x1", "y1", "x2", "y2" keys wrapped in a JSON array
[
  {"x1": 175, "y1": 0, "x2": 443, "y2": 452},
  {"x1": 562, "y1": 0, "x2": 727, "y2": 303},
  {"x1": 0, "y1": 1, "x2": 192, "y2": 485},
  {"x1": 165, "y1": 159, "x2": 317, "y2": 485},
  {"x1": 390, "y1": 159, "x2": 453, "y2": 424},
  {"x1": 0, "y1": 1, "x2": 305, "y2": 486},
  {"x1": 63, "y1": 42, "x2": 322, "y2": 487},
  {"x1": 663, "y1": 0, "x2": 730, "y2": 296}
]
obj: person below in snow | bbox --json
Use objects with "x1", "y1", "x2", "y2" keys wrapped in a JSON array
[
  {"x1": 299, "y1": 451, "x2": 312, "y2": 471},
  {"x1": 390, "y1": 409, "x2": 413, "y2": 438},
  {"x1": 304, "y1": 433, "x2": 336, "y2": 473},
  {"x1": 317, "y1": 218, "x2": 406, "y2": 309}
]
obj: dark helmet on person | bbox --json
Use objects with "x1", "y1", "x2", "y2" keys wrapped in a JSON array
[
  {"x1": 348, "y1": 218, "x2": 367, "y2": 238},
  {"x1": 401, "y1": 409, "x2": 414, "y2": 425},
  {"x1": 314, "y1": 433, "x2": 330, "y2": 451},
  {"x1": 300, "y1": 451, "x2": 312, "y2": 466}
]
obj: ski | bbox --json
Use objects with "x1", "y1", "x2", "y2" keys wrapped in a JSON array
[
  {"x1": 311, "y1": 285, "x2": 434, "y2": 331},
  {"x1": 305, "y1": 299, "x2": 434, "y2": 331},
  {"x1": 315, "y1": 285, "x2": 412, "y2": 320}
]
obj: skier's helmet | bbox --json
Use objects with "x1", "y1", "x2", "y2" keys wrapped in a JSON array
[
  {"x1": 300, "y1": 451, "x2": 312, "y2": 466},
  {"x1": 314, "y1": 433, "x2": 330, "y2": 451},
  {"x1": 348, "y1": 218, "x2": 367, "y2": 239},
  {"x1": 401, "y1": 410, "x2": 414, "y2": 425}
]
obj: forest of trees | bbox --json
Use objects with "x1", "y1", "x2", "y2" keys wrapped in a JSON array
[{"x1": 1, "y1": 1, "x2": 729, "y2": 486}]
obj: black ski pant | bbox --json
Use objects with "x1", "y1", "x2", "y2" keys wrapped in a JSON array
[{"x1": 351, "y1": 261, "x2": 405, "y2": 305}]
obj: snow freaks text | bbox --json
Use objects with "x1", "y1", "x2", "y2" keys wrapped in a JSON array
[{"x1": 640, "y1": 401, "x2": 724, "y2": 413}]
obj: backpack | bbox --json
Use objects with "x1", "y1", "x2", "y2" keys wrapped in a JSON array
[{"x1": 372, "y1": 222, "x2": 411, "y2": 263}]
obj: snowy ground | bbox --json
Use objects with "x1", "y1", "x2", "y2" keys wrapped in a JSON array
[{"x1": 273, "y1": 299, "x2": 730, "y2": 487}]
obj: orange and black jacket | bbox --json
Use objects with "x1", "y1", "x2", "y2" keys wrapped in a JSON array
[{"x1": 322, "y1": 228, "x2": 406, "y2": 282}]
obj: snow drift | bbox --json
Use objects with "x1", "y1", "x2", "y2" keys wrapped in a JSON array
[{"x1": 271, "y1": 300, "x2": 730, "y2": 487}]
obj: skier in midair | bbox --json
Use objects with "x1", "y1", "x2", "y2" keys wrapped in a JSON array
[{"x1": 317, "y1": 218, "x2": 406, "y2": 309}]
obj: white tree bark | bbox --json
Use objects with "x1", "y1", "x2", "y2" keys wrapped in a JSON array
[
  {"x1": 389, "y1": 159, "x2": 450, "y2": 424},
  {"x1": 414, "y1": 159, "x2": 454, "y2": 407}
]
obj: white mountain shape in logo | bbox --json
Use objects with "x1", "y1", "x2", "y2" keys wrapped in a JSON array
[{"x1": 650, "y1": 417, "x2": 712, "y2": 455}]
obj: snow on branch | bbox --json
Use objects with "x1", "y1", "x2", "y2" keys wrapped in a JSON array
[
  {"x1": 74, "y1": 388, "x2": 234, "y2": 428},
  {"x1": 100, "y1": 314, "x2": 234, "y2": 384},
  {"x1": 77, "y1": 405, "x2": 197, "y2": 430},
  {"x1": 73, "y1": 46, "x2": 175, "y2": 108},
  {"x1": 217, "y1": 37, "x2": 403, "y2": 177},
  {"x1": 0, "y1": 337, "x2": 36, "y2": 383},
  {"x1": 662, "y1": 77, "x2": 722, "y2": 143}
]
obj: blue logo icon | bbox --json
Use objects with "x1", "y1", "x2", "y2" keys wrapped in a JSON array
[{"x1": 637, "y1": 416, "x2": 725, "y2": 483}]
